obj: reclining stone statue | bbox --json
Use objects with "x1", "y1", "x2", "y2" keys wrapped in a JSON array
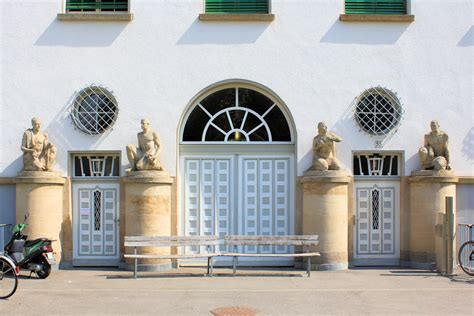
[
  {"x1": 21, "y1": 117, "x2": 56, "y2": 172},
  {"x1": 126, "y1": 119, "x2": 164, "y2": 171},
  {"x1": 418, "y1": 120, "x2": 451, "y2": 171}
]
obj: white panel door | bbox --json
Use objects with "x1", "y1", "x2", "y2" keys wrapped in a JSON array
[
  {"x1": 240, "y1": 157, "x2": 292, "y2": 255},
  {"x1": 354, "y1": 181, "x2": 399, "y2": 265},
  {"x1": 182, "y1": 154, "x2": 294, "y2": 265},
  {"x1": 184, "y1": 157, "x2": 232, "y2": 254},
  {"x1": 73, "y1": 183, "x2": 120, "y2": 264}
]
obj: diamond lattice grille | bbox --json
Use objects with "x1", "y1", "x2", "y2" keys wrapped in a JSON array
[
  {"x1": 71, "y1": 85, "x2": 119, "y2": 135},
  {"x1": 372, "y1": 189, "x2": 380, "y2": 230},
  {"x1": 94, "y1": 190, "x2": 102, "y2": 231},
  {"x1": 354, "y1": 87, "x2": 403, "y2": 136}
]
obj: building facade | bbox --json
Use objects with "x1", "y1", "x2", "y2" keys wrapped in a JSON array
[{"x1": 0, "y1": 0, "x2": 473, "y2": 270}]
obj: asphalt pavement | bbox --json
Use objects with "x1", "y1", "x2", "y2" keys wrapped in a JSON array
[{"x1": 1, "y1": 267, "x2": 473, "y2": 315}]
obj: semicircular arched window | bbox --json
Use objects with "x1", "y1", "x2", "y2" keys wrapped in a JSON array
[{"x1": 182, "y1": 87, "x2": 292, "y2": 143}]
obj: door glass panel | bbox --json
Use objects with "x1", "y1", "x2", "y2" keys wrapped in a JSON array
[{"x1": 94, "y1": 190, "x2": 102, "y2": 231}]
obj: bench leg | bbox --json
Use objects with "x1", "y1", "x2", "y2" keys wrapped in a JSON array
[
  {"x1": 134, "y1": 247, "x2": 138, "y2": 279},
  {"x1": 210, "y1": 257, "x2": 214, "y2": 277},
  {"x1": 307, "y1": 256, "x2": 311, "y2": 277},
  {"x1": 233, "y1": 256, "x2": 237, "y2": 277}
]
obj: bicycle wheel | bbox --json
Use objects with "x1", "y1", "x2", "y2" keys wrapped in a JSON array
[
  {"x1": 458, "y1": 241, "x2": 474, "y2": 276},
  {"x1": 0, "y1": 257, "x2": 18, "y2": 299}
]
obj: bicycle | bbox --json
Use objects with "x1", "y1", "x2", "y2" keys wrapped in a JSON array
[
  {"x1": 458, "y1": 224, "x2": 474, "y2": 276},
  {"x1": 0, "y1": 254, "x2": 19, "y2": 299}
]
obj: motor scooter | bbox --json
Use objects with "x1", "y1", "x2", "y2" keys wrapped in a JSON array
[{"x1": 4, "y1": 221, "x2": 56, "y2": 279}]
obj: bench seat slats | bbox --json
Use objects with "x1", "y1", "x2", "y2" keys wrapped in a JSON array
[
  {"x1": 124, "y1": 253, "x2": 220, "y2": 259},
  {"x1": 224, "y1": 235, "x2": 318, "y2": 241},
  {"x1": 220, "y1": 252, "x2": 320, "y2": 257},
  {"x1": 125, "y1": 236, "x2": 220, "y2": 247},
  {"x1": 125, "y1": 241, "x2": 220, "y2": 247},
  {"x1": 225, "y1": 241, "x2": 319, "y2": 246},
  {"x1": 125, "y1": 236, "x2": 219, "y2": 242},
  {"x1": 224, "y1": 236, "x2": 318, "y2": 245}
]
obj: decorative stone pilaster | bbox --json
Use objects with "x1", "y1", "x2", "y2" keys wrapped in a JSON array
[
  {"x1": 123, "y1": 170, "x2": 173, "y2": 271},
  {"x1": 301, "y1": 170, "x2": 351, "y2": 271},
  {"x1": 15, "y1": 171, "x2": 65, "y2": 264},
  {"x1": 408, "y1": 170, "x2": 458, "y2": 269}
]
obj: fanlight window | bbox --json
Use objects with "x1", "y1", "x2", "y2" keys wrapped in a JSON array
[
  {"x1": 182, "y1": 88, "x2": 292, "y2": 143},
  {"x1": 353, "y1": 153, "x2": 399, "y2": 177},
  {"x1": 73, "y1": 155, "x2": 120, "y2": 177}
]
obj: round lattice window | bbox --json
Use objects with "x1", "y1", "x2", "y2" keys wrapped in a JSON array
[
  {"x1": 354, "y1": 87, "x2": 402, "y2": 136},
  {"x1": 71, "y1": 85, "x2": 119, "y2": 135}
]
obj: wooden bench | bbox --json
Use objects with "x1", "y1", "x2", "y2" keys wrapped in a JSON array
[
  {"x1": 124, "y1": 236, "x2": 220, "y2": 279},
  {"x1": 222, "y1": 235, "x2": 320, "y2": 277}
]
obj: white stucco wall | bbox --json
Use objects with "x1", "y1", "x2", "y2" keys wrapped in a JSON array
[{"x1": 0, "y1": 0, "x2": 472, "y2": 177}]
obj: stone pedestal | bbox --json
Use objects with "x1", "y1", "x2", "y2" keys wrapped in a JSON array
[
  {"x1": 15, "y1": 171, "x2": 65, "y2": 263},
  {"x1": 301, "y1": 170, "x2": 351, "y2": 271},
  {"x1": 408, "y1": 171, "x2": 458, "y2": 270},
  {"x1": 123, "y1": 170, "x2": 173, "y2": 271}
]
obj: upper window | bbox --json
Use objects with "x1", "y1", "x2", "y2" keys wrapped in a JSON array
[
  {"x1": 65, "y1": 0, "x2": 129, "y2": 13},
  {"x1": 182, "y1": 87, "x2": 292, "y2": 143},
  {"x1": 345, "y1": 0, "x2": 407, "y2": 15},
  {"x1": 205, "y1": 0, "x2": 270, "y2": 14},
  {"x1": 354, "y1": 87, "x2": 402, "y2": 137},
  {"x1": 71, "y1": 85, "x2": 119, "y2": 135}
]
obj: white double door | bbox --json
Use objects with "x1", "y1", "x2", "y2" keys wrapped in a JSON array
[
  {"x1": 354, "y1": 181, "x2": 400, "y2": 266},
  {"x1": 73, "y1": 182, "x2": 120, "y2": 266},
  {"x1": 182, "y1": 154, "x2": 294, "y2": 265}
]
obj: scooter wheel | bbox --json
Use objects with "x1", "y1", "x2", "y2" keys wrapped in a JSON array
[{"x1": 36, "y1": 259, "x2": 51, "y2": 279}]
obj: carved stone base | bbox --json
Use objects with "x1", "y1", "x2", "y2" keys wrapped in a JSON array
[
  {"x1": 124, "y1": 170, "x2": 173, "y2": 184},
  {"x1": 408, "y1": 173, "x2": 458, "y2": 272},
  {"x1": 16, "y1": 171, "x2": 65, "y2": 264},
  {"x1": 411, "y1": 169, "x2": 454, "y2": 177},
  {"x1": 300, "y1": 172, "x2": 351, "y2": 271},
  {"x1": 302, "y1": 170, "x2": 350, "y2": 183},
  {"x1": 17, "y1": 170, "x2": 62, "y2": 178},
  {"x1": 124, "y1": 170, "x2": 173, "y2": 270}
]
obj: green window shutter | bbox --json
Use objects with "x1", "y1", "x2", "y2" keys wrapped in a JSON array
[
  {"x1": 66, "y1": 0, "x2": 129, "y2": 12},
  {"x1": 205, "y1": 0, "x2": 270, "y2": 14},
  {"x1": 345, "y1": 0, "x2": 407, "y2": 15}
]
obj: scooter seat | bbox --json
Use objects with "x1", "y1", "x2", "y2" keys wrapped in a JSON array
[{"x1": 25, "y1": 238, "x2": 48, "y2": 247}]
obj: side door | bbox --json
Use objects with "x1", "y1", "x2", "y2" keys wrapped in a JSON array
[
  {"x1": 72, "y1": 182, "x2": 120, "y2": 266},
  {"x1": 353, "y1": 180, "x2": 400, "y2": 266}
]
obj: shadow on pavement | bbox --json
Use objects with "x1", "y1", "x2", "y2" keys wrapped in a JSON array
[{"x1": 101, "y1": 267, "x2": 306, "y2": 279}]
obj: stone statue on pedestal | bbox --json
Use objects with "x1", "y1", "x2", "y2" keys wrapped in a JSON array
[
  {"x1": 310, "y1": 122, "x2": 342, "y2": 172},
  {"x1": 126, "y1": 119, "x2": 164, "y2": 171},
  {"x1": 418, "y1": 120, "x2": 451, "y2": 171},
  {"x1": 21, "y1": 117, "x2": 56, "y2": 171}
]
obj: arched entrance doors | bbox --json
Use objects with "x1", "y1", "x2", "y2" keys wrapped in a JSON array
[{"x1": 179, "y1": 81, "x2": 296, "y2": 265}]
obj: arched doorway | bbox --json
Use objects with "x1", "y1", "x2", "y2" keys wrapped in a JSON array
[{"x1": 178, "y1": 80, "x2": 296, "y2": 265}]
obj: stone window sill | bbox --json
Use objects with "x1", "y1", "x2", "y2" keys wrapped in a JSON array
[
  {"x1": 199, "y1": 13, "x2": 275, "y2": 22},
  {"x1": 57, "y1": 13, "x2": 134, "y2": 21},
  {"x1": 339, "y1": 14, "x2": 414, "y2": 22}
]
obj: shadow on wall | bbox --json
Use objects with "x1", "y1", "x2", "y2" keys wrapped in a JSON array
[
  {"x1": 462, "y1": 127, "x2": 474, "y2": 161},
  {"x1": 1, "y1": 157, "x2": 22, "y2": 178},
  {"x1": 177, "y1": 18, "x2": 271, "y2": 45},
  {"x1": 44, "y1": 93, "x2": 114, "y2": 174},
  {"x1": 406, "y1": 152, "x2": 420, "y2": 175},
  {"x1": 458, "y1": 26, "x2": 473, "y2": 47},
  {"x1": 320, "y1": 19, "x2": 410, "y2": 45},
  {"x1": 34, "y1": 19, "x2": 128, "y2": 47}
]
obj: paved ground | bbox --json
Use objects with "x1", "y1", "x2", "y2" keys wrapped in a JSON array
[{"x1": 1, "y1": 267, "x2": 473, "y2": 315}]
